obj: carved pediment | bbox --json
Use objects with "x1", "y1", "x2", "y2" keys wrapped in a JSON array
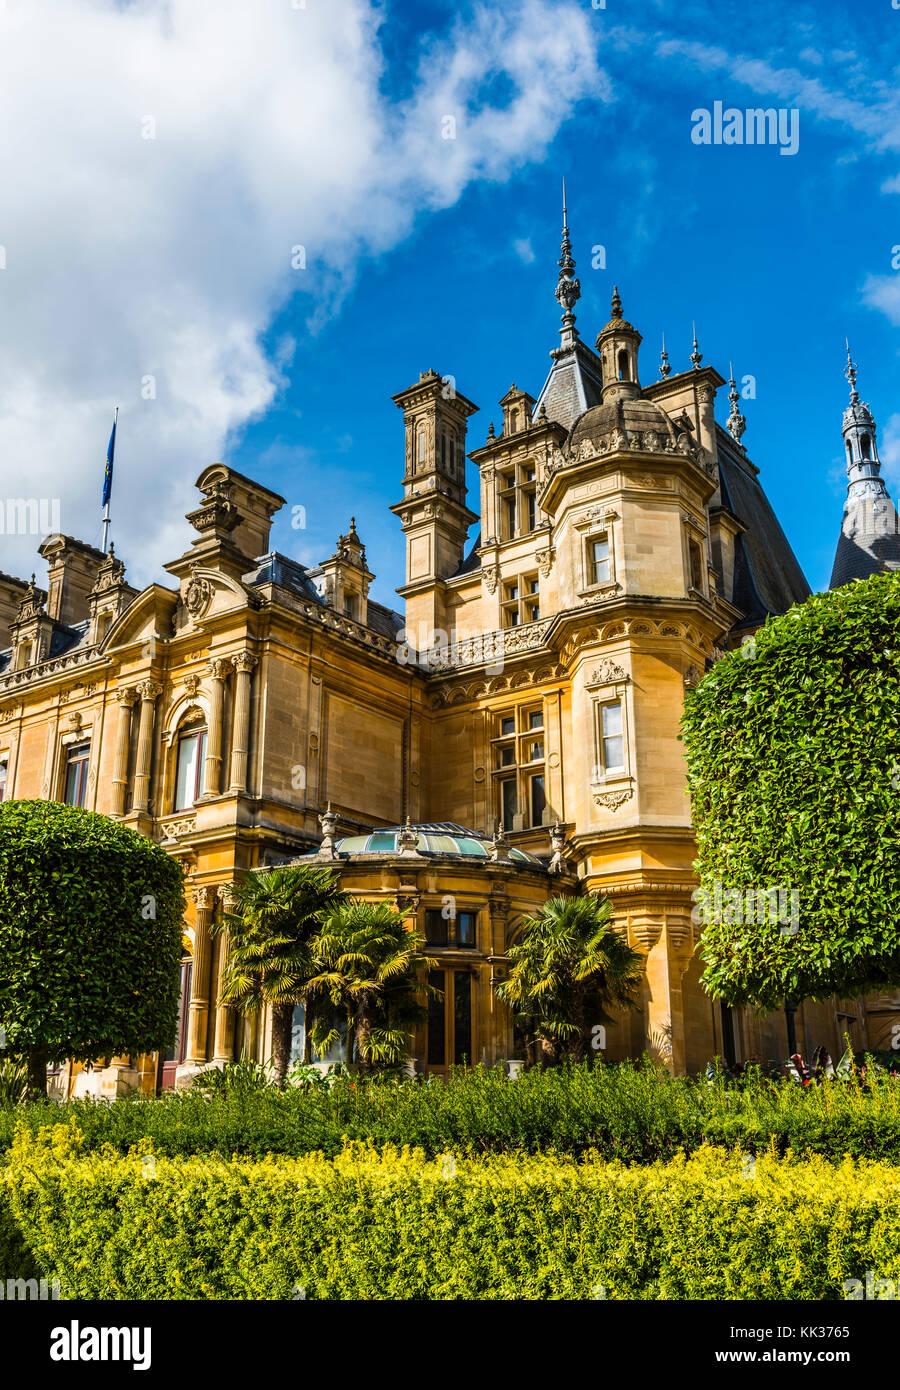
[{"x1": 585, "y1": 660, "x2": 628, "y2": 689}]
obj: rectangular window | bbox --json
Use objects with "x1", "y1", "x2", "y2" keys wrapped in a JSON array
[
  {"x1": 601, "y1": 702, "x2": 625, "y2": 772},
  {"x1": 499, "y1": 744, "x2": 515, "y2": 767},
  {"x1": 504, "y1": 497, "x2": 517, "y2": 538},
  {"x1": 175, "y1": 729, "x2": 207, "y2": 810},
  {"x1": 526, "y1": 491, "x2": 536, "y2": 532},
  {"x1": 425, "y1": 908, "x2": 449, "y2": 946},
  {"x1": 526, "y1": 739, "x2": 544, "y2": 763},
  {"x1": 500, "y1": 777, "x2": 517, "y2": 828},
  {"x1": 500, "y1": 716, "x2": 515, "y2": 737},
  {"x1": 453, "y1": 972, "x2": 472, "y2": 1066},
  {"x1": 528, "y1": 710, "x2": 543, "y2": 730},
  {"x1": 456, "y1": 912, "x2": 476, "y2": 949},
  {"x1": 689, "y1": 539, "x2": 704, "y2": 591},
  {"x1": 0, "y1": 762, "x2": 7, "y2": 802},
  {"x1": 427, "y1": 970, "x2": 446, "y2": 1066},
  {"x1": 589, "y1": 536, "x2": 610, "y2": 586},
  {"x1": 63, "y1": 743, "x2": 90, "y2": 808},
  {"x1": 530, "y1": 773, "x2": 546, "y2": 827}
]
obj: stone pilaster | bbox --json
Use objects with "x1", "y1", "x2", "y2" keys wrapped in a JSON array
[
  {"x1": 203, "y1": 659, "x2": 229, "y2": 796},
  {"x1": 212, "y1": 883, "x2": 237, "y2": 1063},
  {"x1": 186, "y1": 885, "x2": 215, "y2": 1064},
  {"x1": 110, "y1": 687, "x2": 137, "y2": 817},
  {"x1": 131, "y1": 680, "x2": 162, "y2": 814},
  {"x1": 228, "y1": 652, "x2": 257, "y2": 793}
]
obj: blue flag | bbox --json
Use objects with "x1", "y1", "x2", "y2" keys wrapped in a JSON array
[{"x1": 102, "y1": 414, "x2": 116, "y2": 508}]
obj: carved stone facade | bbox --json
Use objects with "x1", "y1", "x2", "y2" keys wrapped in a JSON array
[{"x1": 1, "y1": 240, "x2": 883, "y2": 1087}]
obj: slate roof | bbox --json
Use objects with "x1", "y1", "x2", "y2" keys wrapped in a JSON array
[{"x1": 715, "y1": 429, "x2": 810, "y2": 625}]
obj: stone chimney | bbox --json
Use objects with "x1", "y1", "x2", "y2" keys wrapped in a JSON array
[{"x1": 38, "y1": 535, "x2": 108, "y2": 627}]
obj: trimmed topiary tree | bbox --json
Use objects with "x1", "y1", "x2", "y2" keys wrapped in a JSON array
[
  {"x1": 0, "y1": 800, "x2": 186, "y2": 1096},
  {"x1": 681, "y1": 572, "x2": 900, "y2": 1020}
]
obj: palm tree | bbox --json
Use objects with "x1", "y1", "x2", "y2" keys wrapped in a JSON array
[
  {"x1": 495, "y1": 894, "x2": 643, "y2": 1066},
  {"x1": 302, "y1": 900, "x2": 439, "y2": 1073},
  {"x1": 212, "y1": 864, "x2": 345, "y2": 1086}
]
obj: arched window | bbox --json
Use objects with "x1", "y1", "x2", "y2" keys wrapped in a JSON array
[
  {"x1": 861, "y1": 433, "x2": 871, "y2": 460},
  {"x1": 617, "y1": 349, "x2": 629, "y2": 381},
  {"x1": 846, "y1": 440, "x2": 853, "y2": 464},
  {"x1": 174, "y1": 716, "x2": 207, "y2": 810}
]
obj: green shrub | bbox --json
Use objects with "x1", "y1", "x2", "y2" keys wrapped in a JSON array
[
  {"x1": 5, "y1": 1124, "x2": 900, "y2": 1300},
  {"x1": 2, "y1": 1062, "x2": 900, "y2": 1164},
  {"x1": 0, "y1": 800, "x2": 185, "y2": 1090}
]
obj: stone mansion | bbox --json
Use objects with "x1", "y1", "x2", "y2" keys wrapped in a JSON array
[{"x1": 1, "y1": 209, "x2": 896, "y2": 1092}]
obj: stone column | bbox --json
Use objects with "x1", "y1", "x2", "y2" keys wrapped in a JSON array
[
  {"x1": 212, "y1": 883, "x2": 236, "y2": 1063},
  {"x1": 132, "y1": 680, "x2": 162, "y2": 814},
  {"x1": 228, "y1": 652, "x2": 257, "y2": 793},
  {"x1": 203, "y1": 659, "x2": 229, "y2": 797},
  {"x1": 186, "y1": 885, "x2": 215, "y2": 1064},
  {"x1": 111, "y1": 687, "x2": 137, "y2": 817}
]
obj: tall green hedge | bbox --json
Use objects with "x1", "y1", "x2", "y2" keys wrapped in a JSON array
[
  {"x1": 0, "y1": 800, "x2": 185, "y2": 1070},
  {"x1": 681, "y1": 573, "x2": 900, "y2": 1007},
  {"x1": 4, "y1": 1063, "x2": 900, "y2": 1163},
  {"x1": 5, "y1": 1124, "x2": 900, "y2": 1300}
]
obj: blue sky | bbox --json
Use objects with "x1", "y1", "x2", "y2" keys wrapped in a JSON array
[
  {"x1": 233, "y1": 0, "x2": 900, "y2": 604},
  {"x1": 2, "y1": 0, "x2": 898, "y2": 604}
]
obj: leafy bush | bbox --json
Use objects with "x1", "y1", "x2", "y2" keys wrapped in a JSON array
[
  {"x1": 3, "y1": 1062, "x2": 900, "y2": 1164},
  {"x1": 5, "y1": 1124, "x2": 900, "y2": 1300},
  {"x1": 0, "y1": 800, "x2": 185, "y2": 1090},
  {"x1": 682, "y1": 573, "x2": 900, "y2": 1007}
]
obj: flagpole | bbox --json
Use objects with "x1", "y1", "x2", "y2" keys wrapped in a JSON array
[{"x1": 102, "y1": 406, "x2": 118, "y2": 555}]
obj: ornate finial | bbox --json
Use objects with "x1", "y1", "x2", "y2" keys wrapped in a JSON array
[
  {"x1": 690, "y1": 322, "x2": 702, "y2": 370},
  {"x1": 109, "y1": 541, "x2": 115, "y2": 557},
  {"x1": 659, "y1": 333, "x2": 671, "y2": 378},
  {"x1": 398, "y1": 816, "x2": 420, "y2": 856},
  {"x1": 487, "y1": 421, "x2": 495, "y2": 440},
  {"x1": 316, "y1": 801, "x2": 339, "y2": 860},
  {"x1": 555, "y1": 179, "x2": 581, "y2": 329},
  {"x1": 490, "y1": 821, "x2": 512, "y2": 863},
  {"x1": 845, "y1": 339, "x2": 859, "y2": 399},
  {"x1": 727, "y1": 362, "x2": 747, "y2": 446},
  {"x1": 610, "y1": 286, "x2": 622, "y2": 320},
  {"x1": 538, "y1": 401, "x2": 547, "y2": 421}
]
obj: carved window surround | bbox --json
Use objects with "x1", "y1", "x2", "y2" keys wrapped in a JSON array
[{"x1": 585, "y1": 661, "x2": 634, "y2": 811}]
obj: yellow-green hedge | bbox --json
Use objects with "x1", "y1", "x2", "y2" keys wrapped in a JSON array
[{"x1": 4, "y1": 1125, "x2": 900, "y2": 1300}]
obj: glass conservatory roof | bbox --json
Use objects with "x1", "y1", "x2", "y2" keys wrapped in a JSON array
[{"x1": 333, "y1": 822, "x2": 543, "y2": 865}]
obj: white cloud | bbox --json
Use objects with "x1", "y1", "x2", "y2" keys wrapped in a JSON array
[
  {"x1": 513, "y1": 237, "x2": 536, "y2": 264},
  {"x1": 862, "y1": 273, "x2": 900, "y2": 325},
  {"x1": 0, "y1": 0, "x2": 607, "y2": 589}
]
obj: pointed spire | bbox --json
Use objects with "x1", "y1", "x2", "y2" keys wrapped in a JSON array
[
  {"x1": 690, "y1": 323, "x2": 702, "y2": 370},
  {"x1": 554, "y1": 179, "x2": 581, "y2": 345},
  {"x1": 845, "y1": 339, "x2": 859, "y2": 399},
  {"x1": 727, "y1": 362, "x2": 747, "y2": 446},
  {"x1": 659, "y1": 333, "x2": 671, "y2": 378},
  {"x1": 610, "y1": 286, "x2": 623, "y2": 320}
]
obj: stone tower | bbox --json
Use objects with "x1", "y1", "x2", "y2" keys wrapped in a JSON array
[{"x1": 830, "y1": 345, "x2": 900, "y2": 588}]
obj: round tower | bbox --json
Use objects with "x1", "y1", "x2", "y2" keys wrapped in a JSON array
[{"x1": 595, "y1": 287, "x2": 642, "y2": 402}]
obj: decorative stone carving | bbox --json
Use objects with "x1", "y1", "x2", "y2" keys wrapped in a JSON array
[
  {"x1": 490, "y1": 824, "x2": 512, "y2": 863},
  {"x1": 547, "y1": 820, "x2": 567, "y2": 874},
  {"x1": 183, "y1": 674, "x2": 201, "y2": 697},
  {"x1": 683, "y1": 664, "x2": 701, "y2": 689},
  {"x1": 231, "y1": 651, "x2": 258, "y2": 675},
  {"x1": 535, "y1": 547, "x2": 555, "y2": 578},
  {"x1": 66, "y1": 711, "x2": 83, "y2": 733},
  {"x1": 585, "y1": 660, "x2": 628, "y2": 688},
  {"x1": 483, "y1": 565, "x2": 500, "y2": 595},
  {"x1": 317, "y1": 802, "x2": 338, "y2": 859},
  {"x1": 185, "y1": 567, "x2": 213, "y2": 619},
  {"x1": 593, "y1": 787, "x2": 633, "y2": 812},
  {"x1": 397, "y1": 816, "x2": 421, "y2": 856}
]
